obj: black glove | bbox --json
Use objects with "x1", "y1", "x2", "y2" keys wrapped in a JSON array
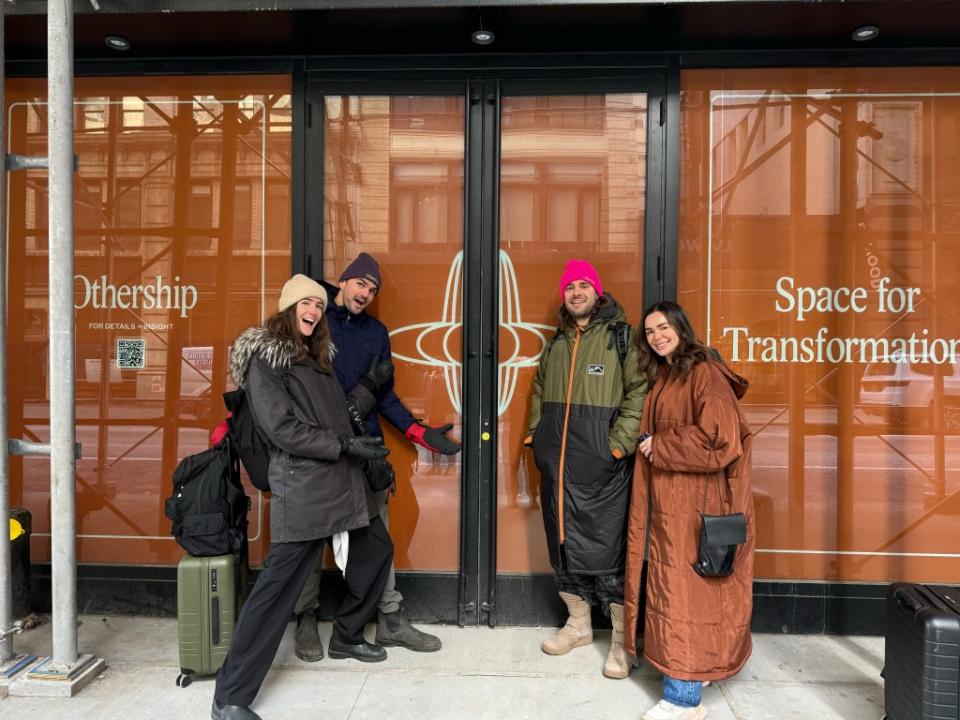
[
  {"x1": 340, "y1": 434, "x2": 389, "y2": 461},
  {"x1": 406, "y1": 422, "x2": 461, "y2": 455},
  {"x1": 357, "y1": 354, "x2": 394, "y2": 395}
]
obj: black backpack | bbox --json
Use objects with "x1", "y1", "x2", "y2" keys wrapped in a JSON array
[
  {"x1": 164, "y1": 438, "x2": 249, "y2": 557},
  {"x1": 222, "y1": 388, "x2": 272, "y2": 492}
]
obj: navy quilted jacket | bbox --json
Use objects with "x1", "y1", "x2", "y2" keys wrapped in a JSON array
[{"x1": 323, "y1": 281, "x2": 417, "y2": 438}]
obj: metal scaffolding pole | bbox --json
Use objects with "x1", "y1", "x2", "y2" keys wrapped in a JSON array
[
  {"x1": 2, "y1": 2, "x2": 104, "y2": 693},
  {"x1": 47, "y1": 0, "x2": 79, "y2": 669},
  {"x1": 0, "y1": 0, "x2": 11, "y2": 666}
]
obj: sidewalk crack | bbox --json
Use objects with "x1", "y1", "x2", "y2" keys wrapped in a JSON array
[{"x1": 346, "y1": 672, "x2": 370, "y2": 719}]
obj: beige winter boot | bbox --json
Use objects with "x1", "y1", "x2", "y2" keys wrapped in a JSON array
[
  {"x1": 603, "y1": 602, "x2": 630, "y2": 679},
  {"x1": 542, "y1": 591, "x2": 593, "y2": 655}
]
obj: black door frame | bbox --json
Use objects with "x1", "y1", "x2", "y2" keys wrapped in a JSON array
[{"x1": 301, "y1": 60, "x2": 676, "y2": 627}]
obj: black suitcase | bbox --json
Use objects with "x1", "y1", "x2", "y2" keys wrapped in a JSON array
[{"x1": 885, "y1": 583, "x2": 960, "y2": 720}]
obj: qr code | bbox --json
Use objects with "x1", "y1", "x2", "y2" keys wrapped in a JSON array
[{"x1": 116, "y1": 338, "x2": 145, "y2": 369}]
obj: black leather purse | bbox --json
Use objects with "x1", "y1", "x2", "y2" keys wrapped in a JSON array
[
  {"x1": 693, "y1": 478, "x2": 746, "y2": 578},
  {"x1": 361, "y1": 457, "x2": 396, "y2": 494}
]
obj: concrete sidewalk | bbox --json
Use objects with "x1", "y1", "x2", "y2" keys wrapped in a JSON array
[{"x1": 1, "y1": 616, "x2": 884, "y2": 719}]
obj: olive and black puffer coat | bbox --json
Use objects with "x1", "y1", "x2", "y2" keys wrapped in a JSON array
[
  {"x1": 527, "y1": 293, "x2": 648, "y2": 575},
  {"x1": 230, "y1": 326, "x2": 378, "y2": 543}
]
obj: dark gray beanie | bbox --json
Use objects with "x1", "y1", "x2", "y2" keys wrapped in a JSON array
[{"x1": 339, "y1": 252, "x2": 382, "y2": 289}]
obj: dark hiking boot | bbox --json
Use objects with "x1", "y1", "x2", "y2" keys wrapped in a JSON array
[
  {"x1": 375, "y1": 607, "x2": 442, "y2": 652},
  {"x1": 294, "y1": 611, "x2": 324, "y2": 662}
]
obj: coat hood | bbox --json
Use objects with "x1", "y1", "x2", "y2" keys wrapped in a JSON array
[
  {"x1": 320, "y1": 279, "x2": 340, "y2": 302},
  {"x1": 229, "y1": 326, "x2": 300, "y2": 387},
  {"x1": 712, "y1": 355, "x2": 749, "y2": 400},
  {"x1": 561, "y1": 291, "x2": 626, "y2": 334}
]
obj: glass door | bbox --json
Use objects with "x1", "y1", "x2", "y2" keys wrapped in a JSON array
[
  {"x1": 309, "y1": 74, "x2": 667, "y2": 627},
  {"x1": 316, "y1": 89, "x2": 466, "y2": 577},
  {"x1": 491, "y1": 81, "x2": 666, "y2": 624}
]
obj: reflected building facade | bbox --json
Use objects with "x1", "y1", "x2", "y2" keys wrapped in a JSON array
[{"x1": 4, "y1": 2, "x2": 960, "y2": 630}]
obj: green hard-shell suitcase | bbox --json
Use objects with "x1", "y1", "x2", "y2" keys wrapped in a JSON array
[{"x1": 176, "y1": 553, "x2": 244, "y2": 688}]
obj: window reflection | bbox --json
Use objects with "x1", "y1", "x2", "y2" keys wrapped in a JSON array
[
  {"x1": 6, "y1": 77, "x2": 292, "y2": 567},
  {"x1": 680, "y1": 69, "x2": 960, "y2": 584},
  {"x1": 323, "y1": 95, "x2": 465, "y2": 572},
  {"x1": 497, "y1": 93, "x2": 647, "y2": 573}
]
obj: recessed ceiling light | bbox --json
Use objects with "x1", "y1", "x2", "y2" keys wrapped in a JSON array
[
  {"x1": 852, "y1": 25, "x2": 880, "y2": 42},
  {"x1": 105, "y1": 35, "x2": 131, "y2": 52},
  {"x1": 471, "y1": 30, "x2": 495, "y2": 46}
]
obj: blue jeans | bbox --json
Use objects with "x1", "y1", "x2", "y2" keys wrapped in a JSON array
[{"x1": 663, "y1": 676, "x2": 702, "y2": 708}]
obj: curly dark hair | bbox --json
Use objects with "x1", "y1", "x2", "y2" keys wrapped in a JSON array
[
  {"x1": 265, "y1": 303, "x2": 332, "y2": 371},
  {"x1": 636, "y1": 300, "x2": 713, "y2": 384}
]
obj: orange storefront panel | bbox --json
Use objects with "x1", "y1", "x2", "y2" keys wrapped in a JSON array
[
  {"x1": 5, "y1": 75, "x2": 293, "y2": 566},
  {"x1": 680, "y1": 68, "x2": 960, "y2": 582}
]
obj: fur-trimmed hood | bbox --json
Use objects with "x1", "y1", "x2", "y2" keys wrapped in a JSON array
[{"x1": 229, "y1": 326, "x2": 299, "y2": 387}]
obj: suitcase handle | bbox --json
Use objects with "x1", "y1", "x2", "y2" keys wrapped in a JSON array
[{"x1": 894, "y1": 588, "x2": 923, "y2": 614}]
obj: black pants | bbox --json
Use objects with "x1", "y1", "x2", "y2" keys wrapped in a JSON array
[{"x1": 214, "y1": 516, "x2": 393, "y2": 707}]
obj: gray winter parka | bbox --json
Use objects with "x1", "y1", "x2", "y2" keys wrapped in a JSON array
[{"x1": 230, "y1": 326, "x2": 378, "y2": 543}]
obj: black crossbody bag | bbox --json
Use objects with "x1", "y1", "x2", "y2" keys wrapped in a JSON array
[{"x1": 693, "y1": 477, "x2": 746, "y2": 578}]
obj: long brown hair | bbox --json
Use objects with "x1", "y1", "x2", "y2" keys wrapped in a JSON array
[
  {"x1": 265, "y1": 303, "x2": 332, "y2": 371},
  {"x1": 636, "y1": 300, "x2": 712, "y2": 384}
]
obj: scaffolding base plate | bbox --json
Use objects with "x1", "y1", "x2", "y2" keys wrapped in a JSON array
[
  {"x1": 8, "y1": 654, "x2": 105, "y2": 697},
  {"x1": 0, "y1": 653, "x2": 40, "y2": 694}
]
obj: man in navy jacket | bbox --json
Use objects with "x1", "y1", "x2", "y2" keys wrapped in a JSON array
[{"x1": 293, "y1": 252, "x2": 460, "y2": 660}]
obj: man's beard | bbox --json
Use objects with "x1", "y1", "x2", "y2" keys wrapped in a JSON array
[{"x1": 565, "y1": 298, "x2": 597, "y2": 320}]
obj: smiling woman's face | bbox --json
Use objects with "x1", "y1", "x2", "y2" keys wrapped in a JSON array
[
  {"x1": 644, "y1": 311, "x2": 680, "y2": 362},
  {"x1": 296, "y1": 297, "x2": 325, "y2": 337}
]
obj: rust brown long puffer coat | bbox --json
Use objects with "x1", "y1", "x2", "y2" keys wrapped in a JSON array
[{"x1": 623, "y1": 358, "x2": 754, "y2": 681}]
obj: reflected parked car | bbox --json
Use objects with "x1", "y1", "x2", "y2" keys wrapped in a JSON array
[{"x1": 859, "y1": 358, "x2": 960, "y2": 429}]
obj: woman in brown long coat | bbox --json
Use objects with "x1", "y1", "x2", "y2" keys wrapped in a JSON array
[{"x1": 623, "y1": 301, "x2": 754, "y2": 720}]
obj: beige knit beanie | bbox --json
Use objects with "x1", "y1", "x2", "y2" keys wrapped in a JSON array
[{"x1": 278, "y1": 274, "x2": 327, "y2": 313}]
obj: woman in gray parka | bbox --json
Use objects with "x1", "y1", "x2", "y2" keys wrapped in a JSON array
[{"x1": 212, "y1": 275, "x2": 396, "y2": 720}]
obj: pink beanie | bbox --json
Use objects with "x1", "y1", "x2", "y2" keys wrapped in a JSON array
[{"x1": 559, "y1": 259, "x2": 603, "y2": 299}]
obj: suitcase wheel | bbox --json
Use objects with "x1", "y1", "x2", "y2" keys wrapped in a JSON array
[{"x1": 176, "y1": 673, "x2": 193, "y2": 688}]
